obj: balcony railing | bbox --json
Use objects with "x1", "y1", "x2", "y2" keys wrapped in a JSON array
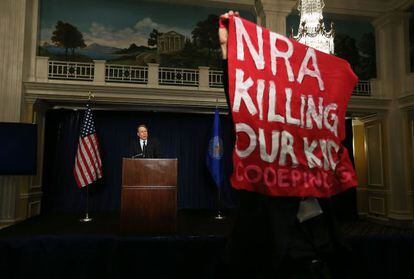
[
  {"x1": 352, "y1": 80, "x2": 371, "y2": 96},
  {"x1": 36, "y1": 57, "x2": 371, "y2": 96},
  {"x1": 209, "y1": 70, "x2": 224, "y2": 88},
  {"x1": 159, "y1": 67, "x2": 199, "y2": 86},
  {"x1": 105, "y1": 64, "x2": 148, "y2": 84},
  {"x1": 48, "y1": 61, "x2": 94, "y2": 81}
]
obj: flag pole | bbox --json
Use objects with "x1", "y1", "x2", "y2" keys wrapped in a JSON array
[
  {"x1": 80, "y1": 91, "x2": 94, "y2": 223},
  {"x1": 214, "y1": 187, "x2": 225, "y2": 220},
  {"x1": 80, "y1": 184, "x2": 92, "y2": 222},
  {"x1": 213, "y1": 98, "x2": 225, "y2": 220}
]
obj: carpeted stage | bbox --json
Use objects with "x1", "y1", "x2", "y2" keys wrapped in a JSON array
[{"x1": 0, "y1": 210, "x2": 413, "y2": 279}]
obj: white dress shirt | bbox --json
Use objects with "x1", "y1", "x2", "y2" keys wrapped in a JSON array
[{"x1": 140, "y1": 139, "x2": 147, "y2": 151}]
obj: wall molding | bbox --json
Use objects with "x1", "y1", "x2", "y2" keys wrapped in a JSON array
[
  {"x1": 365, "y1": 123, "x2": 385, "y2": 187},
  {"x1": 28, "y1": 200, "x2": 41, "y2": 217},
  {"x1": 24, "y1": 81, "x2": 229, "y2": 112},
  {"x1": 24, "y1": 81, "x2": 396, "y2": 114},
  {"x1": 348, "y1": 96, "x2": 391, "y2": 113},
  {"x1": 29, "y1": 184, "x2": 42, "y2": 191},
  {"x1": 388, "y1": 211, "x2": 413, "y2": 221},
  {"x1": 366, "y1": 214, "x2": 389, "y2": 222},
  {"x1": 358, "y1": 112, "x2": 386, "y2": 124},
  {"x1": 368, "y1": 196, "x2": 386, "y2": 215},
  {"x1": 0, "y1": 217, "x2": 24, "y2": 227},
  {"x1": 398, "y1": 93, "x2": 414, "y2": 110},
  {"x1": 18, "y1": 191, "x2": 43, "y2": 199},
  {"x1": 366, "y1": 188, "x2": 391, "y2": 194}
]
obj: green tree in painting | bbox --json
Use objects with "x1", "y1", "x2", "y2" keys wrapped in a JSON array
[
  {"x1": 334, "y1": 33, "x2": 359, "y2": 75},
  {"x1": 51, "y1": 21, "x2": 86, "y2": 60},
  {"x1": 129, "y1": 43, "x2": 139, "y2": 50},
  {"x1": 148, "y1": 29, "x2": 163, "y2": 48},
  {"x1": 192, "y1": 14, "x2": 220, "y2": 65},
  {"x1": 357, "y1": 32, "x2": 376, "y2": 80}
]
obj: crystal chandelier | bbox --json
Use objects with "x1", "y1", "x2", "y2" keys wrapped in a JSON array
[{"x1": 292, "y1": 0, "x2": 335, "y2": 54}]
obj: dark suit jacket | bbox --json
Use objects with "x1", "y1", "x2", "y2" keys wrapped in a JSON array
[{"x1": 133, "y1": 138, "x2": 161, "y2": 158}]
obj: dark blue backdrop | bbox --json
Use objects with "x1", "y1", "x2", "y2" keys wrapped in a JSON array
[
  {"x1": 0, "y1": 123, "x2": 37, "y2": 175},
  {"x1": 41, "y1": 109, "x2": 236, "y2": 213},
  {"x1": 41, "y1": 109, "x2": 356, "y2": 219}
]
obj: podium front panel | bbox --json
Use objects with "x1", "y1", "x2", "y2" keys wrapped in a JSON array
[
  {"x1": 121, "y1": 158, "x2": 177, "y2": 234},
  {"x1": 122, "y1": 158, "x2": 177, "y2": 187}
]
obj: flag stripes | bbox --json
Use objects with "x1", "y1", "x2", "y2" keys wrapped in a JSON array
[{"x1": 73, "y1": 106, "x2": 103, "y2": 188}]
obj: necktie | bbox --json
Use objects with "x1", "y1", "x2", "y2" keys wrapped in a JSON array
[{"x1": 143, "y1": 140, "x2": 147, "y2": 156}]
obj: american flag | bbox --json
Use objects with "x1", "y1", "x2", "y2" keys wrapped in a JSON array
[{"x1": 73, "y1": 105, "x2": 103, "y2": 187}]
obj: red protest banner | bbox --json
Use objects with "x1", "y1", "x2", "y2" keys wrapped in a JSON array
[{"x1": 227, "y1": 16, "x2": 358, "y2": 197}]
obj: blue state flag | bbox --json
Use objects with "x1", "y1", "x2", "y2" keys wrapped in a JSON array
[{"x1": 206, "y1": 108, "x2": 224, "y2": 188}]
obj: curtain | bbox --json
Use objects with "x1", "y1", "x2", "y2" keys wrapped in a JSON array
[
  {"x1": 41, "y1": 109, "x2": 236, "y2": 213},
  {"x1": 41, "y1": 109, "x2": 356, "y2": 218}
]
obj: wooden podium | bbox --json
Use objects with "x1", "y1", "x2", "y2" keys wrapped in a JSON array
[{"x1": 120, "y1": 158, "x2": 177, "y2": 234}]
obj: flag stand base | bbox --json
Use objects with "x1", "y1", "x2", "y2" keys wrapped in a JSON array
[
  {"x1": 214, "y1": 211, "x2": 225, "y2": 220},
  {"x1": 80, "y1": 213, "x2": 93, "y2": 223}
]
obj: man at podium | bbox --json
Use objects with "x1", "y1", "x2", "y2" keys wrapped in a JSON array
[{"x1": 132, "y1": 124, "x2": 161, "y2": 158}]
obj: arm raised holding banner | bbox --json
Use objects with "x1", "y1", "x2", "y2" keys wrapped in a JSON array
[
  {"x1": 218, "y1": 11, "x2": 300, "y2": 278},
  {"x1": 217, "y1": 10, "x2": 356, "y2": 278},
  {"x1": 218, "y1": 12, "x2": 357, "y2": 198},
  {"x1": 218, "y1": 10, "x2": 238, "y2": 60}
]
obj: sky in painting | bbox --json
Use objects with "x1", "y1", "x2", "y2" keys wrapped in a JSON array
[
  {"x1": 39, "y1": 0, "x2": 255, "y2": 48},
  {"x1": 39, "y1": 0, "x2": 374, "y2": 51}
]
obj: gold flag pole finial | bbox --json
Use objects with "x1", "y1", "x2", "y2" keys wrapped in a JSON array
[{"x1": 88, "y1": 91, "x2": 95, "y2": 101}]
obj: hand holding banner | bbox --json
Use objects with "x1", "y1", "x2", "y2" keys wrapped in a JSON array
[{"x1": 226, "y1": 16, "x2": 358, "y2": 197}]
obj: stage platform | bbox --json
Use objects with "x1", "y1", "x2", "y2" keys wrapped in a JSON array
[{"x1": 0, "y1": 210, "x2": 413, "y2": 279}]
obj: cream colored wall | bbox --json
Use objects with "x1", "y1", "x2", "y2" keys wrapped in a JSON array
[
  {"x1": 0, "y1": 0, "x2": 44, "y2": 227},
  {"x1": 364, "y1": 117, "x2": 389, "y2": 219},
  {"x1": 357, "y1": 108, "x2": 414, "y2": 222},
  {"x1": 1, "y1": 0, "x2": 414, "y2": 227},
  {"x1": 368, "y1": 11, "x2": 414, "y2": 222},
  {"x1": 405, "y1": 116, "x2": 414, "y2": 221},
  {"x1": 0, "y1": 0, "x2": 27, "y2": 227},
  {"x1": 0, "y1": 0, "x2": 26, "y2": 122},
  {"x1": 353, "y1": 120, "x2": 368, "y2": 215}
]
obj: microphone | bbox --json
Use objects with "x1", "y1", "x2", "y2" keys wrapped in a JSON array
[{"x1": 132, "y1": 153, "x2": 144, "y2": 159}]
